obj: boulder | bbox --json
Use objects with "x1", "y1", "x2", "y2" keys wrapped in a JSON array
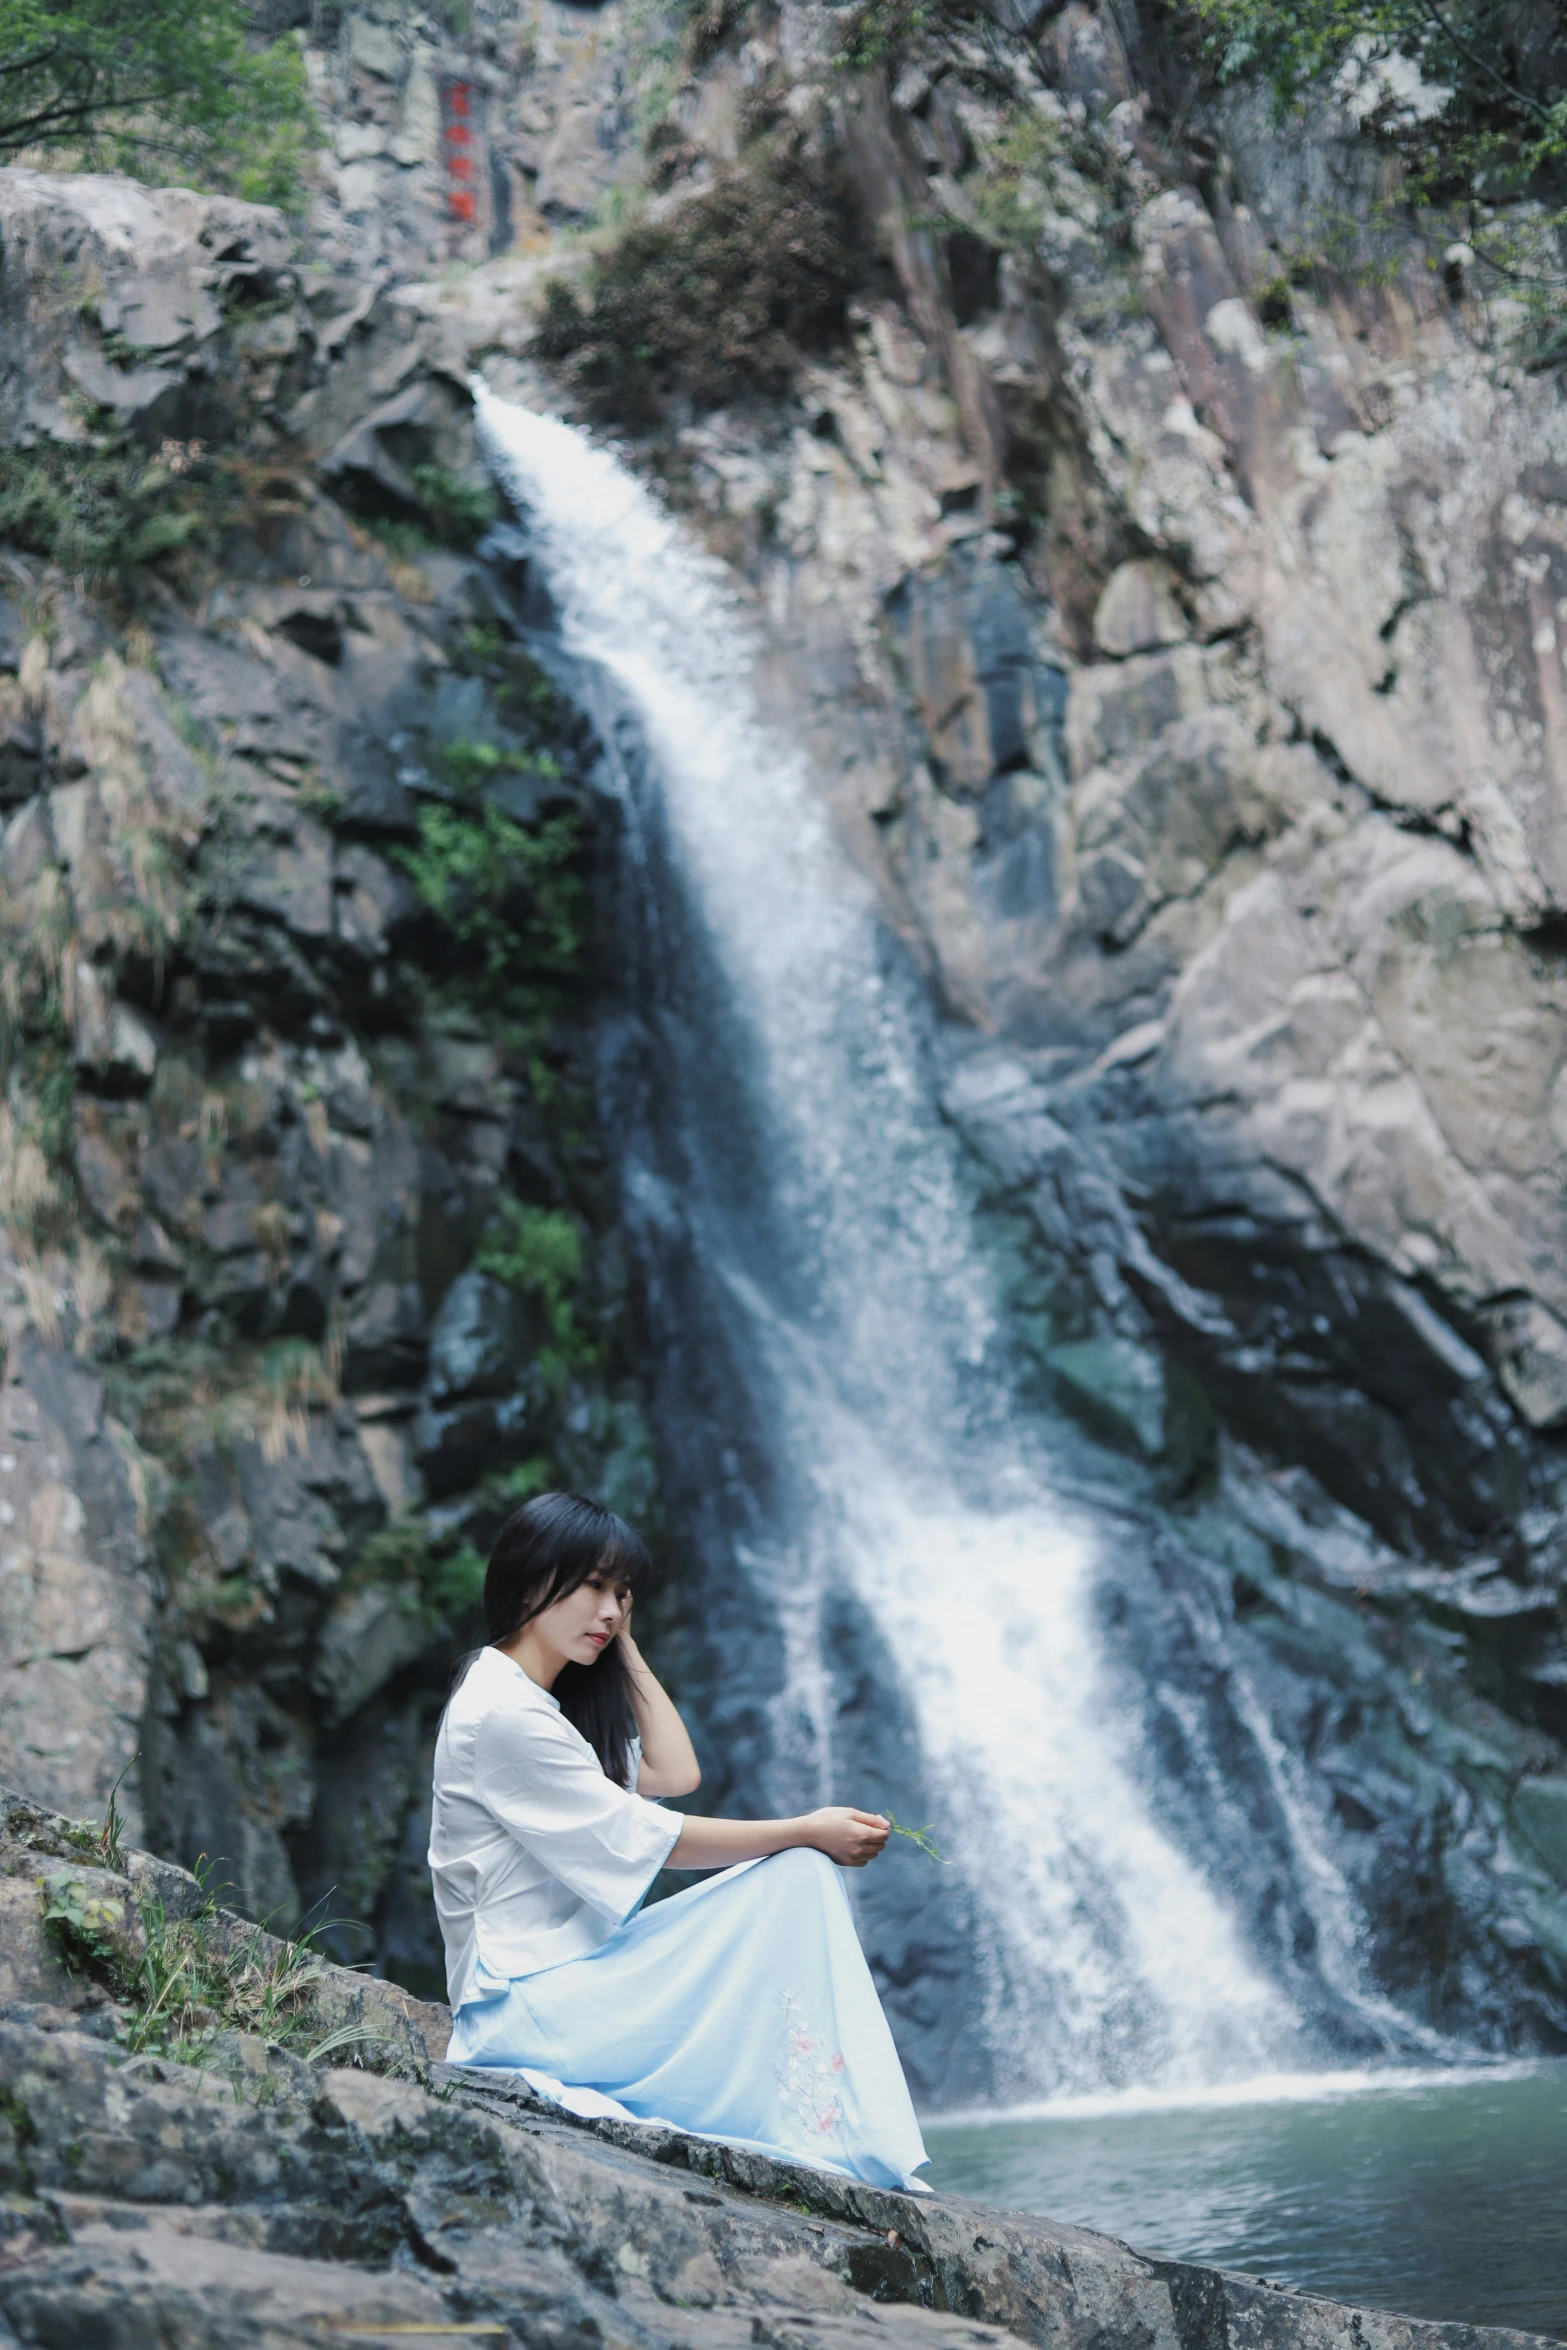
[{"x1": 0, "y1": 169, "x2": 292, "y2": 446}]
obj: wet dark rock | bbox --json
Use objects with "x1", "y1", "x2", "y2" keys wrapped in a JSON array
[{"x1": 415, "y1": 1267, "x2": 536, "y2": 1496}]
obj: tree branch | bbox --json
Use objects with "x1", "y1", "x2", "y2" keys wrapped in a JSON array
[
  {"x1": 1409, "y1": 0, "x2": 1557, "y2": 134},
  {"x1": 0, "y1": 45, "x2": 64, "y2": 81},
  {"x1": 0, "y1": 92, "x2": 150, "y2": 149}
]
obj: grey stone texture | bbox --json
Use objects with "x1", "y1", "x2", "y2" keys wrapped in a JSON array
[
  {"x1": 0, "y1": 154, "x2": 652, "y2": 1989},
  {"x1": 0, "y1": 1790, "x2": 1553, "y2": 2350}
]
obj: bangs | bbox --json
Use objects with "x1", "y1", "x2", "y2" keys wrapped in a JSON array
[
  {"x1": 592, "y1": 1520, "x2": 653, "y2": 1598},
  {"x1": 518, "y1": 1493, "x2": 653, "y2": 1616}
]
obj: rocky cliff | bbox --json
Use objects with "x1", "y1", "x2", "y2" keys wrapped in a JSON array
[
  {"x1": 0, "y1": 161, "x2": 656, "y2": 1993},
  {"x1": 4, "y1": 0, "x2": 1567, "y2": 2100}
]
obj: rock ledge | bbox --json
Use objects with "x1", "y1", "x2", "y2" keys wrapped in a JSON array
[{"x1": 0, "y1": 1788, "x2": 1550, "y2": 2350}]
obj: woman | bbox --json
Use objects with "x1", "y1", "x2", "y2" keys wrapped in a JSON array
[{"x1": 430, "y1": 1490, "x2": 929, "y2": 2192}]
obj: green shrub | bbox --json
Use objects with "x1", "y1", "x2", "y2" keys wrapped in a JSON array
[
  {"x1": 483, "y1": 1456, "x2": 556, "y2": 1510},
  {"x1": 0, "y1": 0, "x2": 313, "y2": 208},
  {"x1": 410, "y1": 464, "x2": 499, "y2": 550},
  {"x1": 963, "y1": 110, "x2": 1063, "y2": 255},
  {"x1": 425, "y1": 1541, "x2": 488, "y2": 1620},
  {"x1": 396, "y1": 797, "x2": 585, "y2": 1004},
  {"x1": 453, "y1": 633, "x2": 562, "y2": 732},
  {"x1": 354, "y1": 1520, "x2": 431, "y2": 1588},
  {"x1": 1188, "y1": 0, "x2": 1567, "y2": 310},
  {"x1": 477, "y1": 1198, "x2": 598, "y2": 1384},
  {"x1": 40, "y1": 1876, "x2": 133, "y2": 1981},
  {"x1": 355, "y1": 1517, "x2": 488, "y2": 1624},
  {"x1": 536, "y1": 143, "x2": 866, "y2": 424},
  {"x1": 435, "y1": 737, "x2": 562, "y2": 791},
  {"x1": 832, "y1": 0, "x2": 941, "y2": 69},
  {"x1": 0, "y1": 438, "x2": 209, "y2": 583},
  {"x1": 477, "y1": 1199, "x2": 582, "y2": 1327}
]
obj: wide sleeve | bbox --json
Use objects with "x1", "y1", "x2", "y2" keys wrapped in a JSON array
[{"x1": 472, "y1": 1696, "x2": 681, "y2": 1923}]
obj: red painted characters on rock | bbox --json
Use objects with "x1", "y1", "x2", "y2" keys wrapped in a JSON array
[{"x1": 441, "y1": 78, "x2": 478, "y2": 225}]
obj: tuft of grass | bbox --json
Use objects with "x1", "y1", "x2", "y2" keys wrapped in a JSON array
[
  {"x1": 119, "y1": 1870, "x2": 326, "y2": 2059},
  {"x1": 44, "y1": 1853, "x2": 350, "y2": 2064},
  {"x1": 887, "y1": 1815, "x2": 945, "y2": 1863},
  {"x1": 97, "y1": 1761, "x2": 132, "y2": 1873}
]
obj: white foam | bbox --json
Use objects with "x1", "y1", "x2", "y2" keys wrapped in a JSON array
[{"x1": 929, "y1": 2058, "x2": 1559, "y2": 2129}]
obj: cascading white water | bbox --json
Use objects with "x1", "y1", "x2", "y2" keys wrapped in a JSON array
[{"x1": 475, "y1": 389, "x2": 1388, "y2": 2100}]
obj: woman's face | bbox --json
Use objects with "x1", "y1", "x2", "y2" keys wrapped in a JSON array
[{"x1": 532, "y1": 1570, "x2": 630, "y2": 1671}]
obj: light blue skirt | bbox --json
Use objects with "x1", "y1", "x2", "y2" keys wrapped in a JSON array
[{"x1": 447, "y1": 1846, "x2": 930, "y2": 2192}]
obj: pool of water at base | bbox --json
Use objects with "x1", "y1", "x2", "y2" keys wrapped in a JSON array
[{"x1": 923, "y1": 2063, "x2": 1567, "y2": 2338}]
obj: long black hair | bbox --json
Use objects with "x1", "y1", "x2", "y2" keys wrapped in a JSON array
[{"x1": 471, "y1": 1490, "x2": 652, "y2": 1786}]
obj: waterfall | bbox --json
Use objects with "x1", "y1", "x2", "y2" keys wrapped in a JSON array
[{"x1": 474, "y1": 390, "x2": 1420, "y2": 2106}]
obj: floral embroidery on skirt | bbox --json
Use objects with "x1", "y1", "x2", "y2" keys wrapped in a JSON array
[{"x1": 777, "y1": 1988, "x2": 848, "y2": 2142}]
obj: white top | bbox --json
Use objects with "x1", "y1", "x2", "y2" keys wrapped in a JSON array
[{"x1": 428, "y1": 1643, "x2": 683, "y2": 2011}]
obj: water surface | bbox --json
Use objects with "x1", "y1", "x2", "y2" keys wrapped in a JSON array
[{"x1": 926, "y1": 2065, "x2": 1567, "y2": 2337}]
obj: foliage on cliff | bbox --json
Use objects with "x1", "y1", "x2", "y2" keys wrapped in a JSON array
[
  {"x1": 1187, "y1": 0, "x2": 1567, "y2": 303},
  {"x1": 0, "y1": 436, "x2": 221, "y2": 586},
  {"x1": 536, "y1": 143, "x2": 865, "y2": 425},
  {"x1": 0, "y1": 0, "x2": 311, "y2": 203}
]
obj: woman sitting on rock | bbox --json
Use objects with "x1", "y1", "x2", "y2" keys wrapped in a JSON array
[{"x1": 429, "y1": 1489, "x2": 929, "y2": 2192}]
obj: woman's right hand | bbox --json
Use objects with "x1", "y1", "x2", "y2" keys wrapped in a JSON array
[{"x1": 800, "y1": 1808, "x2": 891, "y2": 1868}]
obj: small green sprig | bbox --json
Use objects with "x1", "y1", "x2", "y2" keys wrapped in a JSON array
[{"x1": 886, "y1": 1816, "x2": 945, "y2": 1864}]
